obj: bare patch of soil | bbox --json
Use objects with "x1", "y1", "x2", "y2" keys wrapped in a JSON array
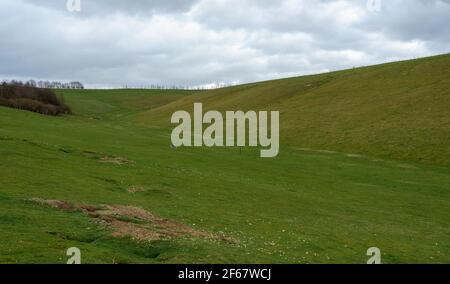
[
  {"x1": 82, "y1": 151, "x2": 133, "y2": 165},
  {"x1": 100, "y1": 155, "x2": 133, "y2": 165},
  {"x1": 396, "y1": 163, "x2": 417, "y2": 169},
  {"x1": 30, "y1": 198, "x2": 76, "y2": 211},
  {"x1": 30, "y1": 198, "x2": 233, "y2": 243},
  {"x1": 127, "y1": 186, "x2": 146, "y2": 194}
]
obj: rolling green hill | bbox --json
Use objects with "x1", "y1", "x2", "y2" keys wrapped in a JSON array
[
  {"x1": 0, "y1": 54, "x2": 449, "y2": 264},
  {"x1": 138, "y1": 53, "x2": 450, "y2": 166}
]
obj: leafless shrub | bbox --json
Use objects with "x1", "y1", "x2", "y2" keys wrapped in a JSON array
[{"x1": 0, "y1": 83, "x2": 72, "y2": 116}]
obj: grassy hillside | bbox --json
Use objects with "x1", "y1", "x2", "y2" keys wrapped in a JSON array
[
  {"x1": 138, "y1": 53, "x2": 450, "y2": 166},
  {"x1": 0, "y1": 55, "x2": 449, "y2": 264}
]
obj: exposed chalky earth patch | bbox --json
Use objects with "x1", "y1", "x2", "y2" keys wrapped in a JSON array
[{"x1": 30, "y1": 198, "x2": 234, "y2": 243}]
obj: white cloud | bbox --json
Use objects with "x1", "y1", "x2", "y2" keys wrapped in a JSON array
[{"x1": 0, "y1": 0, "x2": 449, "y2": 88}]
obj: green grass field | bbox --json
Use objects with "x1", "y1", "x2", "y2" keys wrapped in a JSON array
[{"x1": 1, "y1": 54, "x2": 449, "y2": 264}]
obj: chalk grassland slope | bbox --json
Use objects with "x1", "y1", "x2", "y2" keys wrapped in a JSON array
[
  {"x1": 57, "y1": 89, "x2": 195, "y2": 121},
  {"x1": 1, "y1": 97, "x2": 450, "y2": 264},
  {"x1": 0, "y1": 55, "x2": 449, "y2": 264},
  {"x1": 137, "y1": 54, "x2": 450, "y2": 166}
]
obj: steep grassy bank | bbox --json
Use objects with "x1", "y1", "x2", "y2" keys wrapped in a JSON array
[{"x1": 138, "y1": 54, "x2": 450, "y2": 165}]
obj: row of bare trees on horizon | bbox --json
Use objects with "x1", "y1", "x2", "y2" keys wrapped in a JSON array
[
  {"x1": 3, "y1": 79, "x2": 235, "y2": 91},
  {"x1": 2, "y1": 79, "x2": 84, "y2": 89}
]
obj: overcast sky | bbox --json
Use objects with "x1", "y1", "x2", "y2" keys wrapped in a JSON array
[{"x1": 1, "y1": 0, "x2": 449, "y2": 88}]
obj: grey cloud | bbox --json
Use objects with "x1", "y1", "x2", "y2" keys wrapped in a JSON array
[
  {"x1": 0, "y1": 0, "x2": 449, "y2": 88},
  {"x1": 192, "y1": 0, "x2": 450, "y2": 47},
  {"x1": 23, "y1": 0, "x2": 199, "y2": 15},
  {"x1": 361, "y1": 0, "x2": 450, "y2": 42}
]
